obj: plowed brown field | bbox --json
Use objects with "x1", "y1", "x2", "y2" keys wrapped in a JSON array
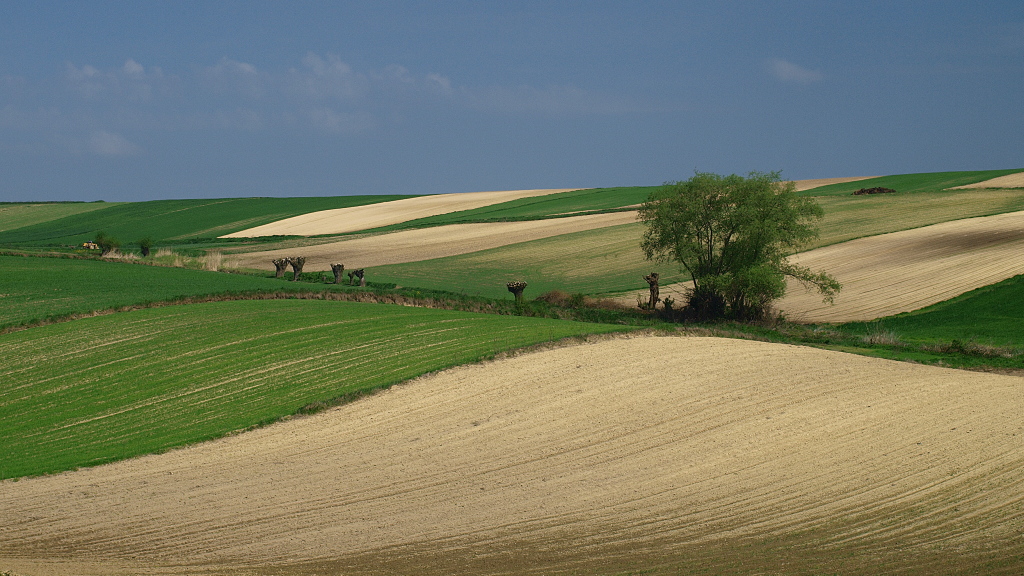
[
  {"x1": 228, "y1": 211, "x2": 639, "y2": 271},
  {"x1": 642, "y1": 210, "x2": 1024, "y2": 323},
  {"x1": 3, "y1": 336, "x2": 1024, "y2": 575},
  {"x1": 221, "y1": 188, "x2": 579, "y2": 238},
  {"x1": 777, "y1": 210, "x2": 1024, "y2": 322}
]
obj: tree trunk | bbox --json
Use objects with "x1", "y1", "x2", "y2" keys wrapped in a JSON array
[
  {"x1": 506, "y1": 280, "x2": 527, "y2": 304},
  {"x1": 644, "y1": 272, "x2": 660, "y2": 310},
  {"x1": 289, "y1": 257, "x2": 305, "y2": 281},
  {"x1": 349, "y1": 268, "x2": 364, "y2": 286},
  {"x1": 331, "y1": 263, "x2": 345, "y2": 284},
  {"x1": 273, "y1": 258, "x2": 289, "y2": 278}
]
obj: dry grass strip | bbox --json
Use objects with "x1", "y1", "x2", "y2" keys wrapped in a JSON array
[{"x1": 227, "y1": 211, "x2": 639, "y2": 271}]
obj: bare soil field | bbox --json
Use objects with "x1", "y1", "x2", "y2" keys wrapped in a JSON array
[
  {"x1": 221, "y1": 189, "x2": 579, "y2": 238},
  {"x1": 3, "y1": 335, "x2": 1023, "y2": 575},
  {"x1": 777, "y1": 210, "x2": 1024, "y2": 322},
  {"x1": 949, "y1": 172, "x2": 1024, "y2": 189},
  {"x1": 228, "y1": 211, "x2": 639, "y2": 271},
  {"x1": 789, "y1": 175, "x2": 879, "y2": 191}
]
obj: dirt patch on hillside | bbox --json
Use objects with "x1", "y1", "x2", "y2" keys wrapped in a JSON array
[
  {"x1": 948, "y1": 172, "x2": 1024, "y2": 189},
  {"x1": 789, "y1": 175, "x2": 880, "y2": 191},
  {"x1": 3, "y1": 336, "x2": 1024, "y2": 575},
  {"x1": 777, "y1": 210, "x2": 1024, "y2": 322},
  {"x1": 228, "y1": 211, "x2": 638, "y2": 271},
  {"x1": 221, "y1": 188, "x2": 579, "y2": 238}
]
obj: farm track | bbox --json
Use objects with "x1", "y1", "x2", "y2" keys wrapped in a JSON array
[
  {"x1": 3, "y1": 336, "x2": 1024, "y2": 575},
  {"x1": 777, "y1": 210, "x2": 1024, "y2": 322}
]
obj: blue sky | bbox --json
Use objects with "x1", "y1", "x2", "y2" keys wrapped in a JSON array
[{"x1": 1, "y1": 1, "x2": 1021, "y2": 202}]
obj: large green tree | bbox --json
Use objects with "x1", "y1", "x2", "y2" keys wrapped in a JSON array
[{"x1": 639, "y1": 171, "x2": 840, "y2": 320}]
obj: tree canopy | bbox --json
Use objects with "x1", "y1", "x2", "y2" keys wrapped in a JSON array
[{"x1": 639, "y1": 171, "x2": 840, "y2": 320}]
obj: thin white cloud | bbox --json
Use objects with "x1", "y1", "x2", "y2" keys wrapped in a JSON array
[
  {"x1": 66, "y1": 59, "x2": 168, "y2": 101},
  {"x1": 425, "y1": 73, "x2": 452, "y2": 95},
  {"x1": 291, "y1": 52, "x2": 368, "y2": 100},
  {"x1": 123, "y1": 59, "x2": 145, "y2": 77},
  {"x1": 204, "y1": 57, "x2": 263, "y2": 97},
  {"x1": 768, "y1": 58, "x2": 823, "y2": 84},
  {"x1": 89, "y1": 130, "x2": 141, "y2": 156}
]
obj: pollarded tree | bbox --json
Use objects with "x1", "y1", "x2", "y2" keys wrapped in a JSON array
[
  {"x1": 639, "y1": 171, "x2": 840, "y2": 320},
  {"x1": 94, "y1": 231, "x2": 120, "y2": 257}
]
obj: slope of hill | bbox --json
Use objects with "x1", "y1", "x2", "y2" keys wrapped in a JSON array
[
  {"x1": 0, "y1": 195, "x2": 411, "y2": 247},
  {"x1": 221, "y1": 188, "x2": 580, "y2": 237},
  {"x1": 0, "y1": 201, "x2": 120, "y2": 233},
  {"x1": 840, "y1": 273, "x2": 1024, "y2": 348},
  {"x1": 0, "y1": 255, "x2": 336, "y2": 329},
  {"x1": 777, "y1": 210, "x2": 1024, "y2": 322},
  {"x1": 3, "y1": 336, "x2": 1022, "y2": 575},
  {"x1": 0, "y1": 299, "x2": 628, "y2": 478},
  {"x1": 799, "y1": 168, "x2": 1023, "y2": 197}
]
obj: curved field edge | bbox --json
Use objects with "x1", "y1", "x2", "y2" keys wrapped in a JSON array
[
  {"x1": 367, "y1": 187, "x2": 1024, "y2": 301},
  {"x1": 3, "y1": 337, "x2": 1024, "y2": 575},
  {"x1": 797, "y1": 168, "x2": 1024, "y2": 197},
  {"x1": 0, "y1": 299, "x2": 631, "y2": 479},
  {"x1": 838, "y1": 273, "x2": 1024, "y2": 349},
  {"x1": 0, "y1": 195, "x2": 412, "y2": 247},
  {"x1": 0, "y1": 254, "x2": 356, "y2": 330}
]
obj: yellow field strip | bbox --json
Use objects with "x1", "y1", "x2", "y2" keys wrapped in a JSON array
[
  {"x1": 221, "y1": 178, "x2": 875, "y2": 240},
  {"x1": 777, "y1": 210, "x2": 1024, "y2": 322},
  {"x1": 221, "y1": 188, "x2": 579, "y2": 238},
  {"x1": 3, "y1": 336, "x2": 1023, "y2": 575},
  {"x1": 948, "y1": 172, "x2": 1024, "y2": 189},
  {"x1": 228, "y1": 211, "x2": 639, "y2": 271}
]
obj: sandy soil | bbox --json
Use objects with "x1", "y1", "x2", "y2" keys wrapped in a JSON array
[
  {"x1": 3, "y1": 335, "x2": 1023, "y2": 575},
  {"x1": 789, "y1": 175, "x2": 879, "y2": 191},
  {"x1": 949, "y1": 172, "x2": 1024, "y2": 189},
  {"x1": 776, "y1": 210, "x2": 1024, "y2": 322},
  {"x1": 221, "y1": 189, "x2": 579, "y2": 238},
  {"x1": 228, "y1": 211, "x2": 639, "y2": 271}
]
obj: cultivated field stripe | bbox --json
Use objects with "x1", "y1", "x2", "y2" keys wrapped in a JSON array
[
  {"x1": 2, "y1": 336, "x2": 1023, "y2": 575},
  {"x1": 777, "y1": 210, "x2": 1024, "y2": 322},
  {"x1": 228, "y1": 211, "x2": 639, "y2": 271},
  {"x1": 221, "y1": 188, "x2": 579, "y2": 237},
  {"x1": 0, "y1": 300, "x2": 627, "y2": 478}
]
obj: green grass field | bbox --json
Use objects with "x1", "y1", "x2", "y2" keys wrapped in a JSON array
[
  {"x1": 799, "y1": 168, "x2": 1023, "y2": 197},
  {"x1": 371, "y1": 222, "x2": 688, "y2": 299},
  {"x1": 0, "y1": 201, "x2": 122, "y2": 233},
  {"x1": 0, "y1": 194, "x2": 411, "y2": 247},
  {"x1": 839, "y1": 274, "x2": 1024, "y2": 349},
  {"x1": 0, "y1": 255, "x2": 335, "y2": 329},
  {"x1": 0, "y1": 299, "x2": 629, "y2": 478}
]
